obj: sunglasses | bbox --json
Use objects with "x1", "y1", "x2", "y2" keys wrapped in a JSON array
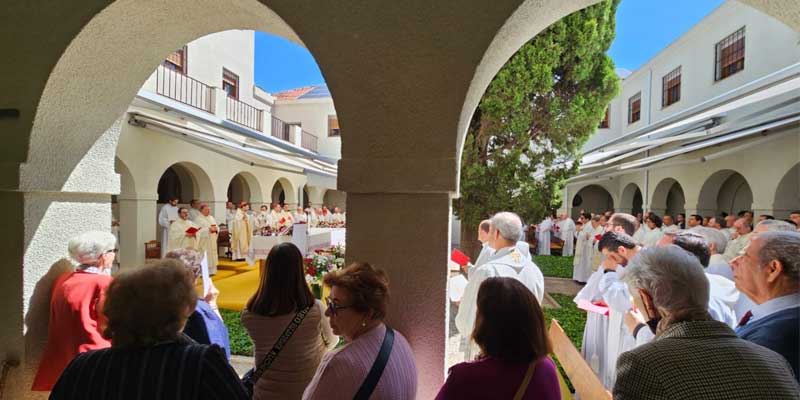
[{"x1": 325, "y1": 296, "x2": 352, "y2": 315}]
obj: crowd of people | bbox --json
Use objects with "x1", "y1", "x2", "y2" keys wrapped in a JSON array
[{"x1": 157, "y1": 198, "x2": 347, "y2": 269}]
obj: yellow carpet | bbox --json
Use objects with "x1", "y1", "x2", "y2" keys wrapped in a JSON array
[
  {"x1": 211, "y1": 270, "x2": 237, "y2": 281},
  {"x1": 214, "y1": 269, "x2": 261, "y2": 311},
  {"x1": 217, "y1": 259, "x2": 252, "y2": 271}
]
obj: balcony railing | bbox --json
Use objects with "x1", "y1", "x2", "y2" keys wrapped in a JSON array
[
  {"x1": 301, "y1": 130, "x2": 318, "y2": 152},
  {"x1": 271, "y1": 116, "x2": 294, "y2": 142},
  {"x1": 227, "y1": 97, "x2": 263, "y2": 131},
  {"x1": 156, "y1": 65, "x2": 213, "y2": 112}
]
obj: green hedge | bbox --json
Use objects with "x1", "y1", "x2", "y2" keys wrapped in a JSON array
[{"x1": 534, "y1": 255, "x2": 574, "y2": 279}]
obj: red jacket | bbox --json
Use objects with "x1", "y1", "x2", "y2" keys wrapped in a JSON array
[{"x1": 31, "y1": 270, "x2": 112, "y2": 391}]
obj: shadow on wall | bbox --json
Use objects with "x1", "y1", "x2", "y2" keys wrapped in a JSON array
[{"x1": 24, "y1": 259, "x2": 74, "y2": 363}]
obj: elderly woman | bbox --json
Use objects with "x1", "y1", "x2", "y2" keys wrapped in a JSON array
[
  {"x1": 32, "y1": 231, "x2": 117, "y2": 391},
  {"x1": 436, "y1": 277, "x2": 560, "y2": 399},
  {"x1": 303, "y1": 262, "x2": 417, "y2": 400},
  {"x1": 166, "y1": 248, "x2": 231, "y2": 359},
  {"x1": 50, "y1": 260, "x2": 248, "y2": 399},
  {"x1": 242, "y1": 243, "x2": 337, "y2": 400}
]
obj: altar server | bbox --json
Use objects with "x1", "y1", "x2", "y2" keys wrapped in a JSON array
[
  {"x1": 537, "y1": 216, "x2": 553, "y2": 255},
  {"x1": 167, "y1": 207, "x2": 207, "y2": 251},
  {"x1": 231, "y1": 202, "x2": 253, "y2": 260},
  {"x1": 641, "y1": 213, "x2": 664, "y2": 247},
  {"x1": 157, "y1": 197, "x2": 180, "y2": 257},
  {"x1": 557, "y1": 214, "x2": 576, "y2": 256},
  {"x1": 573, "y1": 214, "x2": 602, "y2": 283},
  {"x1": 456, "y1": 212, "x2": 544, "y2": 360},
  {"x1": 194, "y1": 204, "x2": 220, "y2": 275}
]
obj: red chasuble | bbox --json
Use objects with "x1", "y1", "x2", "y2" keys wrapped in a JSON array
[{"x1": 31, "y1": 270, "x2": 112, "y2": 391}]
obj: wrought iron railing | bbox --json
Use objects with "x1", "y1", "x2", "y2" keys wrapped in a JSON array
[
  {"x1": 226, "y1": 97, "x2": 263, "y2": 131},
  {"x1": 301, "y1": 130, "x2": 319, "y2": 152},
  {"x1": 155, "y1": 65, "x2": 213, "y2": 112}
]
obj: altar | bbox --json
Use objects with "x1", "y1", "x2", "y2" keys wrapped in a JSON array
[{"x1": 245, "y1": 224, "x2": 346, "y2": 266}]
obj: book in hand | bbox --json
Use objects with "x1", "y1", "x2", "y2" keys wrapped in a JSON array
[
  {"x1": 450, "y1": 249, "x2": 471, "y2": 267},
  {"x1": 185, "y1": 227, "x2": 200, "y2": 235}
]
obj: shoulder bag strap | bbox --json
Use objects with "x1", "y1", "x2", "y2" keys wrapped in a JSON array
[
  {"x1": 512, "y1": 361, "x2": 537, "y2": 400},
  {"x1": 353, "y1": 326, "x2": 395, "y2": 400},
  {"x1": 251, "y1": 305, "x2": 312, "y2": 383}
]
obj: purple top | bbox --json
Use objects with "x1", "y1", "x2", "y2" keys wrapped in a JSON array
[{"x1": 435, "y1": 356, "x2": 561, "y2": 400}]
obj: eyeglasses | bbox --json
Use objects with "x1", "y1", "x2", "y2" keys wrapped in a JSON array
[
  {"x1": 105, "y1": 249, "x2": 119, "y2": 255},
  {"x1": 325, "y1": 296, "x2": 352, "y2": 315}
]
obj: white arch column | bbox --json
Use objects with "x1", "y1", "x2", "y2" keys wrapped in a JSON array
[{"x1": 117, "y1": 193, "x2": 158, "y2": 268}]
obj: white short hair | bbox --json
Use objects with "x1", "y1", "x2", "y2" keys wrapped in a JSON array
[
  {"x1": 623, "y1": 245, "x2": 709, "y2": 316},
  {"x1": 690, "y1": 226, "x2": 728, "y2": 254},
  {"x1": 490, "y1": 212, "x2": 524, "y2": 242},
  {"x1": 68, "y1": 231, "x2": 117, "y2": 265},
  {"x1": 755, "y1": 219, "x2": 797, "y2": 232}
]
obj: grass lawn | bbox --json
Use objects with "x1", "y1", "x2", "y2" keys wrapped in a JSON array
[
  {"x1": 534, "y1": 255, "x2": 575, "y2": 279},
  {"x1": 220, "y1": 308, "x2": 253, "y2": 356},
  {"x1": 544, "y1": 293, "x2": 587, "y2": 393}
]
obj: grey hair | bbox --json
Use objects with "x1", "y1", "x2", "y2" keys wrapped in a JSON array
[
  {"x1": 165, "y1": 248, "x2": 202, "y2": 279},
  {"x1": 68, "y1": 231, "x2": 117, "y2": 265},
  {"x1": 490, "y1": 212, "x2": 524, "y2": 242},
  {"x1": 690, "y1": 226, "x2": 728, "y2": 254},
  {"x1": 755, "y1": 219, "x2": 797, "y2": 233},
  {"x1": 755, "y1": 231, "x2": 800, "y2": 283},
  {"x1": 624, "y1": 245, "x2": 710, "y2": 320}
]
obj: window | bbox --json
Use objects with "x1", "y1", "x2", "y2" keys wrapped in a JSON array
[
  {"x1": 715, "y1": 27, "x2": 745, "y2": 81},
  {"x1": 163, "y1": 47, "x2": 186, "y2": 74},
  {"x1": 328, "y1": 115, "x2": 340, "y2": 137},
  {"x1": 628, "y1": 92, "x2": 641, "y2": 124},
  {"x1": 662, "y1": 66, "x2": 681, "y2": 107},
  {"x1": 599, "y1": 108, "x2": 609, "y2": 129},
  {"x1": 222, "y1": 68, "x2": 239, "y2": 99}
]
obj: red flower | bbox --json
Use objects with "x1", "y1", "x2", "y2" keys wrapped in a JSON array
[
  {"x1": 307, "y1": 265, "x2": 317, "y2": 276},
  {"x1": 595, "y1": 234, "x2": 602, "y2": 241}
]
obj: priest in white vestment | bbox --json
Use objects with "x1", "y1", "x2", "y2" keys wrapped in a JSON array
[
  {"x1": 158, "y1": 197, "x2": 180, "y2": 257},
  {"x1": 573, "y1": 215, "x2": 602, "y2": 283},
  {"x1": 256, "y1": 205, "x2": 272, "y2": 231},
  {"x1": 641, "y1": 214, "x2": 664, "y2": 247},
  {"x1": 455, "y1": 212, "x2": 544, "y2": 360},
  {"x1": 224, "y1": 201, "x2": 236, "y2": 227},
  {"x1": 309, "y1": 208, "x2": 320, "y2": 227},
  {"x1": 167, "y1": 207, "x2": 207, "y2": 252},
  {"x1": 557, "y1": 214, "x2": 576, "y2": 256},
  {"x1": 661, "y1": 214, "x2": 680, "y2": 234},
  {"x1": 231, "y1": 202, "x2": 253, "y2": 260},
  {"x1": 536, "y1": 216, "x2": 553, "y2": 255},
  {"x1": 193, "y1": 204, "x2": 219, "y2": 274},
  {"x1": 723, "y1": 218, "x2": 752, "y2": 261},
  {"x1": 188, "y1": 199, "x2": 202, "y2": 221},
  {"x1": 294, "y1": 207, "x2": 308, "y2": 224}
]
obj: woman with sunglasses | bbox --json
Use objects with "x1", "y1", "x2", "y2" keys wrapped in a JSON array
[
  {"x1": 32, "y1": 231, "x2": 118, "y2": 391},
  {"x1": 243, "y1": 243, "x2": 337, "y2": 400},
  {"x1": 303, "y1": 262, "x2": 418, "y2": 400}
]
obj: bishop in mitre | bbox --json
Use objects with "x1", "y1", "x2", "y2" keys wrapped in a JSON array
[
  {"x1": 193, "y1": 203, "x2": 219, "y2": 275},
  {"x1": 168, "y1": 207, "x2": 207, "y2": 252},
  {"x1": 231, "y1": 202, "x2": 253, "y2": 260}
]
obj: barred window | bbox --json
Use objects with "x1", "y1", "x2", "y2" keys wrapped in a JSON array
[
  {"x1": 662, "y1": 66, "x2": 681, "y2": 107},
  {"x1": 628, "y1": 92, "x2": 641, "y2": 124},
  {"x1": 163, "y1": 47, "x2": 186, "y2": 74},
  {"x1": 599, "y1": 108, "x2": 609, "y2": 129},
  {"x1": 222, "y1": 68, "x2": 239, "y2": 99},
  {"x1": 715, "y1": 27, "x2": 745, "y2": 81}
]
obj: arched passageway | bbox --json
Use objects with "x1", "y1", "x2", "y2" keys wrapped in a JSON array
[
  {"x1": 651, "y1": 178, "x2": 686, "y2": 218},
  {"x1": 227, "y1": 172, "x2": 263, "y2": 205},
  {"x1": 620, "y1": 183, "x2": 643, "y2": 215},
  {"x1": 774, "y1": 162, "x2": 800, "y2": 218},
  {"x1": 697, "y1": 170, "x2": 753, "y2": 217},
  {"x1": 271, "y1": 178, "x2": 295, "y2": 206},
  {"x1": 156, "y1": 162, "x2": 215, "y2": 205},
  {"x1": 571, "y1": 184, "x2": 614, "y2": 218}
]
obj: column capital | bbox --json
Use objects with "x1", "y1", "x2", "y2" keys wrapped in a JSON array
[{"x1": 337, "y1": 157, "x2": 458, "y2": 194}]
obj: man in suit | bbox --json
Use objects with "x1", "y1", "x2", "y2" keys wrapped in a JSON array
[
  {"x1": 613, "y1": 245, "x2": 798, "y2": 399},
  {"x1": 731, "y1": 230, "x2": 800, "y2": 381}
]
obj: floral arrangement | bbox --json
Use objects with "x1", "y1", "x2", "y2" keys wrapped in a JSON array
[
  {"x1": 304, "y1": 244, "x2": 346, "y2": 286},
  {"x1": 255, "y1": 225, "x2": 292, "y2": 237},
  {"x1": 316, "y1": 220, "x2": 346, "y2": 228}
]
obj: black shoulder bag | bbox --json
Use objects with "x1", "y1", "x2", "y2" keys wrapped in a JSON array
[
  {"x1": 353, "y1": 326, "x2": 395, "y2": 400},
  {"x1": 241, "y1": 305, "x2": 312, "y2": 397}
]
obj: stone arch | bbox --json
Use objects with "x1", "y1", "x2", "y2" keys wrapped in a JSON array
[
  {"x1": 774, "y1": 162, "x2": 800, "y2": 217},
  {"x1": 651, "y1": 178, "x2": 686, "y2": 218},
  {"x1": 114, "y1": 157, "x2": 136, "y2": 199},
  {"x1": 157, "y1": 162, "x2": 215, "y2": 204},
  {"x1": 571, "y1": 184, "x2": 614, "y2": 218},
  {"x1": 270, "y1": 178, "x2": 296, "y2": 206},
  {"x1": 697, "y1": 170, "x2": 754, "y2": 216},
  {"x1": 226, "y1": 172, "x2": 263, "y2": 205},
  {"x1": 323, "y1": 190, "x2": 347, "y2": 211},
  {"x1": 620, "y1": 183, "x2": 643, "y2": 215}
]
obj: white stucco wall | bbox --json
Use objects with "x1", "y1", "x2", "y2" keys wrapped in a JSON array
[{"x1": 273, "y1": 98, "x2": 340, "y2": 158}]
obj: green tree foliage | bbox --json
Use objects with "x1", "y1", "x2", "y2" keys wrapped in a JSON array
[{"x1": 454, "y1": 0, "x2": 620, "y2": 251}]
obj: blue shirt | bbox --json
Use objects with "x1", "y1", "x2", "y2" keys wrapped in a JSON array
[{"x1": 183, "y1": 300, "x2": 231, "y2": 360}]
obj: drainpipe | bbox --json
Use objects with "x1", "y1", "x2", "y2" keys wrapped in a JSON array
[{"x1": 644, "y1": 68, "x2": 653, "y2": 209}]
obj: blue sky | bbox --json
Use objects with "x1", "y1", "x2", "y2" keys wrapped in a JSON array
[{"x1": 254, "y1": 0, "x2": 726, "y2": 93}]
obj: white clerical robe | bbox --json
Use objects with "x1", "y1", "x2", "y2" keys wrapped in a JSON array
[
  {"x1": 572, "y1": 223, "x2": 600, "y2": 283},
  {"x1": 641, "y1": 227, "x2": 664, "y2": 248},
  {"x1": 231, "y1": 209, "x2": 253, "y2": 260},
  {"x1": 194, "y1": 214, "x2": 219, "y2": 275},
  {"x1": 632, "y1": 224, "x2": 650, "y2": 244},
  {"x1": 188, "y1": 207, "x2": 201, "y2": 222},
  {"x1": 574, "y1": 268, "x2": 611, "y2": 387},
  {"x1": 662, "y1": 224, "x2": 680, "y2": 234},
  {"x1": 293, "y1": 212, "x2": 308, "y2": 224},
  {"x1": 331, "y1": 213, "x2": 345, "y2": 225},
  {"x1": 167, "y1": 218, "x2": 207, "y2": 252},
  {"x1": 456, "y1": 246, "x2": 544, "y2": 359},
  {"x1": 158, "y1": 204, "x2": 180, "y2": 258},
  {"x1": 537, "y1": 218, "x2": 552, "y2": 255},
  {"x1": 723, "y1": 232, "x2": 751, "y2": 261},
  {"x1": 557, "y1": 218, "x2": 576, "y2": 256},
  {"x1": 597, "y1": 265, "x2": 636, "y2": 389},
  {"x1": 256, "y1": 211, "x2": 272, "y2": 230}
]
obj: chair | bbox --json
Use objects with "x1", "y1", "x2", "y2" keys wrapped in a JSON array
[{"x1": 144, "y1": 240, "x2": 160, "y2": 260}]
